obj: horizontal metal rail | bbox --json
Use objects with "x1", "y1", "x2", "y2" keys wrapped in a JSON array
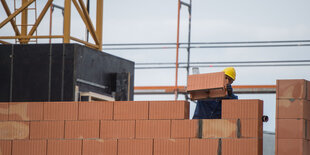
[{"x1": 134, "y1": 85, "x2": 276, "y2": 95}]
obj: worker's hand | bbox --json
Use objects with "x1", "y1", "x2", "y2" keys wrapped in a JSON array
[{"x1": 227, "y1": 84, "x2": 233, "y2": 96}]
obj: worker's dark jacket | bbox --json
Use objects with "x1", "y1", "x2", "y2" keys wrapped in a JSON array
[{"x1": 192, "y1": 85, "x2": 238, "y2": 119}]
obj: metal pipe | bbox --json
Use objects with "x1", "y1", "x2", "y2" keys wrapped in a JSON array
[
  {"x1": 102, "y1": 40, "x2": 310, "y2": 46},
  {"x1": 134, "y1": 63, "x2": 310, "y2": 69},
  {"x1": 175, "y1": 0, "x2": 181, "y2": 100},
  {"x1": 49, "y1": 3, "x2": 53, "y2": 43},
  {"x1": 102, "y1": 43, "x2": 310, "y2": 50},
  {"x1": 186, "y1": 0, "x2": 192, "y2": 78}
]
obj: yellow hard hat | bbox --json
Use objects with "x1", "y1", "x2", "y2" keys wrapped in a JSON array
[{"x1": 223, "y1": 67, "x2": 236, "y2": 81}]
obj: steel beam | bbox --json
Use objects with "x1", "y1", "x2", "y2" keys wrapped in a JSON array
[
  {"x1": 0, "y1": 40, "x2": 10, "y2": 44},
  {"x1": 27, "y1": 0, "x2": 53, "y2": 39},
  {"x1": 96, "y1": 0, "x2": 103, "y2": 51},
  {"x1": 0, "y1": 0, "x2": 35, "y2": 29},
  {"x1": 1, "y1": 0, "x2": 21, "y2": 36},
  {"x1": 0, "y1": 35, "x2": 63, "y2": 39},
  {"x1": 63, "y1": 0, "x2": 71, "y2": 43},
  {"x1": 72, "y1": 0, "x2": 99, "y2": 46},
  {"x1": 21, "y1": 0, "x2": 29, "y2": 44}
]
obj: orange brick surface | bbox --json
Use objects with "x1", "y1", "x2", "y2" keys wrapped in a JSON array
[
  {"x1": 0, "y1": 102, "x2": 8, "y2": 120},
  {"x1": 100, "y1": 120, "x2": 135, "y2": 139},
  {"x1": 12, "y1": 140, "x2": 46, "y2": 155},
  {"x1": 9, "y1": 102, "x2": 43, "y2": 120},
  {"x1": 83, "y1": 139, "x2": 117, "y2": 155},
  {"x1": 276, "y1": 79, "x2": 308, "y2": 99},
  {"x1": 154, "y1": 139, "x2": 189, "y2": 155},
  {"x1": 240, "y1": 119, "x2": 263, "y2": 138},
  {"x1": 30, "y1": 121, "x2": 64, "y2": 139},
  {"x1": 0, "y1": 121, "x2": 29, "y2": 140},
  {"x1": 276, "y1": 119, "x2": 307, "y2": 139},
  {"x1": 0, "y1": 140, "x2": 12, "y2": 155},
  {"x1": 47, "y1": 140, "x2": 82, "y2": 155},
  {"x1": 149, "y1": 101, "x2": 189, "y2": 119},
  {"x1": 118, "y1": 139, "x2": 153, "y2": 155},
  {"x1": 171, "y1": 120, "x2": 198, "y2": 138},
  {"x1": 308, "y1": 81, "x2": 310, "y2": 100},
  {"x1": 277, "y1": 99, "x2": 310, "y2": 119},
  {"x1": 65, "y1": 120, "x2": 99, "y2": 139},
  {"x1": 44, "y1": 102, "x2": 78, "y2": 120},
  {"x1": 276, "y1": 139, "x2": 309, "y2": 155},
  {"x1": 114, "y1": 101, "x2": 148, "y2": 120},
  {"x1": 308, "y1": 120, "x2": 310, "y2": 140},
  {"x1": 136, "y1": 120, "x2": 170, "y2": 138},
  {"x1": 190, "y1": 89, "x2": 228, "y2": 100},
  {"x1": 79, "y1": 101, "x2": 113, "y2": 120},
  {"x1": 222, "y1": 99, "x2": 263, "y2": 119},
  {"x1": 187, "y1": 71, "x2": 226, "y2": 91},
  {"x1": 222, "y1": 138, "x2": 262, "y2": 155},
  {"x1": 201, "y1": 119, "x2": 237, "y2": 138},
  {"x1": 190, "y1": 139, "x2": 218, "y2": 155}
]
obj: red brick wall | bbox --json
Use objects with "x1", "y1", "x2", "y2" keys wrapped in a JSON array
[
  {"x1": 276, "y1": 79, "x2": 310, "y2": 155},
  {"x1": 0, "y1": 99, "x2": 263, "y2": 155}
]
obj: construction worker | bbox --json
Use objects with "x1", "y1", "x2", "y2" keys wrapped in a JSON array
[{"x1": 192, "y1": 67, "x2": 238, "y2": 119}]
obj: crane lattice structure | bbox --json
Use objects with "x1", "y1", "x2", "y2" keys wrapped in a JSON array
[{"x1": 0, "y1": 0, "x2": 103, "y2": 50}]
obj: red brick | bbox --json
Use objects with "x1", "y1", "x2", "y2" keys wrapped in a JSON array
[
  {"x1": 277, "y1": 119, "x2": 307, "y2": 139},
  {"x1": 30, "y1": 121, "x2": 64, "y2": 139},
  {"x1": 222, "y1": 99, "x2": 263, "y2": 119},
  {"x1": 276, "y1": 139, "x2": 309, "y2": 155},
  {"x1": 0, "y1": 102, "x2": 8, "y2": 120},
  {"x1": 201, "y1": 119, "x2": 237, "y2": 138},
  {"x1": 190, "y1": 139, "x2": 218, "y2": 155},
  {"x1": 136, "y1": 120, "x2": 170, "y2": 138},
  {"x1": 9, "y1": 102, "x2": 43, "y2": 120},
  {"x1": 100, "y1": 120, "x2": 135, "y2": 139},
  {"x1": 114, "y1": 101, "x2": 148, "y2": 120},
  {"x1": 154, "y1": 139, "x2": 189, "y2": 155},
  {"x1": 171, "y1": 120, "x2": 198, "y2": 138},
  {"x1": 118, "y1": 139, "x2": 153, "y2": 155},
  {"x1": 307, "y1": 81, "x2": 310, "y2": 100},
  {"x1": 0, "y1": 121, "x2": 29, "y2": 140},
  {"x1": 65, "y1": 120, "x2": 99, "y2": 139},
  {"x1": 44, "y1": 102, "x2": 78, "y2": 120},
  {"x1": 83, "y1": 139, "x2": 117, "y2": 155},
  {"x1": 308, "y1": 120, "x2": 310, "y2": 140},
  {"x1": 47, "y1": 140, "x2": 82, "y2": 155},
  {"x1": 187, "y1": 71, "x2": 226, "y2": 91},
  {"x1": 277, "y1": 79, "x2": 307, "y2": 99},
  {"x1": 189, "y1": 91, "x2": 209, "y2": 100},
  {"x1": 12, "y1": 140, "x2": 46, "y2": 155},
  {"x1": 240, "y1": 119, "x2": 263, "y2": 138},
  {"x1": 222, "y1": 138, "x2": 262, "y2": 155},
  {"x1": 277, "y1": 99, "x2": 310, "y2": 119},
  {"x1": 190, "y1": 89, "x2": 228, "y2": 100},
  {"x1": 79, "y1": 101, "x2": 113, "y2": 120},
  {"x1": 0, "y1": 140, "x2": 12, "y2": 155},
  {"x1": 149, "y1": 101, "x2": 189, "y2": 119}
]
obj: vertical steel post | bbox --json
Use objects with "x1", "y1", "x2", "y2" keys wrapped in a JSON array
[
  {"x1": 21, "y1": 0, "x2": 28, "y2": 43},
  {"x1": 175, "y1": 0, "x2": 181, "y2": 100},
  {"x1": 185, "y1": 0, "x2": 192, "y2": 101},
  {"x1": 63, "y1": 0, "x2": 71, "y2": 43},
  {"x1": 186, "y1": 0, "x2": 192, "y2": 78},
  {"x1": 49, "y1": 4, "x2": 53, "y2": 43},
  {"x1": 96, "y1": 0, "x2": 103, "y2": 51},
  {"x1": 86, "y1": 0, "x2": 89, "y2": 42}
]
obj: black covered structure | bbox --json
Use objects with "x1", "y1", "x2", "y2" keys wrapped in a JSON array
[{"x1": 0, "y1": 44, "x2": 134, "y2": 102}]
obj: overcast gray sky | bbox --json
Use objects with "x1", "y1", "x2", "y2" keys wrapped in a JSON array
[{"x1": 1, "y1": 0, "x2": 310, "y2": 132}]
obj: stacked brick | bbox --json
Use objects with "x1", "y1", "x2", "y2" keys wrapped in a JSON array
[
  {"x1": 187, "y1": 72, "x2": 229, "y2": 100},
  {"x1": 0, "y1": 99, "x2": 263, "y2": 155},
  {"x1": 276, "y1": 79, "x2": 310, "y2": 155}
]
